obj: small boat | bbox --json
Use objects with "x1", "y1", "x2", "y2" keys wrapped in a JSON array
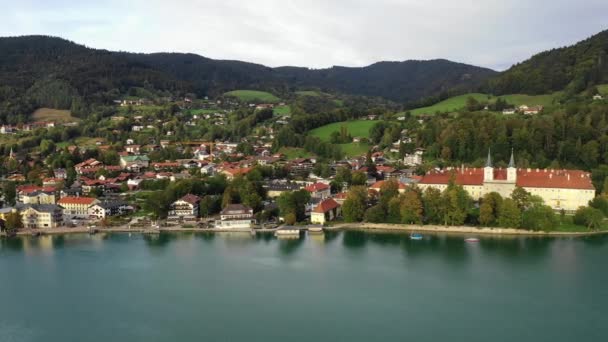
[
  {"x1": 465, "y1": 237, "x2": 480, "y2": 243},
  {"x1": 410, "y1": 233, "x2": 423, "y2": 240}
]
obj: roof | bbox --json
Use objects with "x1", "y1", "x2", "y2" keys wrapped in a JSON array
[
  {"x1": 58, "y1": 196, "x2": 98, "y2": 205},
  {"x1": 313, "y1": 198, "x2": 340, "y2": 213},
  {"x1": 419, "y1": 168, "x2": 595, "y2": 190},
  {"x1": 121, "y1": 155, "x2": 150, "y2": 162},
  {"x1": 221, "y1": 203, "x2": 253, "y2": 215},
  {"x1": 305, "y1": 183, "x2": 330, "y2": 192},
  {"x1": 179, "y1": 194, "x2": 201, "y2": 205}
]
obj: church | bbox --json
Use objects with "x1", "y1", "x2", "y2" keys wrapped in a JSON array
[{"x1": 417, "y1": 150, "x2": 596, "y2": 212}]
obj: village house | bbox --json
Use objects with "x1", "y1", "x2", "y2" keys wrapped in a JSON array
[
  {"x1": 168, "y1": 194, "x2": 201, "y2": 222},
  {"x1": 220, "y1": 167, "x2": 252, "y2": 180},
  {"x1": 75, "y1": 159, "x2": 103, "y2": 175},
  {"x1": 523, "y1": 105, "x2": 543, "y2": 115},
  {"x1": 289, "y1": 158, "x2": 315, "y2": 176},
  {"x1": 54, "y1": 168, "x2": 67, "y2": 179},
  {"x1": 502, "y1": 108, "x2": 516, "y2": 115},
  {"x1": 20, "y1": 204, "x2": 63, "y2": 229},
  {"x1": 88, "y1": 200, "x2": 130, "y2": 220},
  {"x1": 21, "y1": 189, "x2": 57, "y2": 205},
  {"x1": 417, "y1": 150, "x2": 595, "y2": 212},
  {"x1": 217, "y1": 204, "x2": 254, "y2": 229},
  {"x1": 264, "y1": 181, "x2": 302, "y2": 198},
  {"x1": 305, "y1": 182, "x2": 331, "y2": 200},
  {"x1": 369, "y1": 180, "x2": 408, "y2": 194},
  {"x1": 404, "y1": 148, "x2": 424, "y2": 166},
  {"x1": 119, "y1": 155, "x2": 150, "y2": 171},
  {"x1": 58, "y1": 196, "x2": 99, "y2": 218},
  {"x1": 310, "y1": 198, "x2": 341, "y2": 225}
]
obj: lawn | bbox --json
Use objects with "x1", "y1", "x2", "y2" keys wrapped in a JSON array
[
  {"x1": 224, "y1": 90, "x2": 280, "y2": 103},
  {"x1": 406, "y1": 92, "x2": 561, "y2": 116},
  {"x1": 273, "y1": 105, "x2": 291, "y2": 116},
  {"x1": 32, "y1": 108, "x2": 79, "y2": 123},
  {"x1": 339, "y1": 142, "x2": 371, "y2": 157},
  {"x1": 278, "y1": 147, "x2": 314, "y2": 159},
  {"x1": 309, "y1": 120, "x2": 378, "y2": 142}
]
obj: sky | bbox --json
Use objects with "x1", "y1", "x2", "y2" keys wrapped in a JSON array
[{"x1": 0, "y1": 0, "x2": 606, "y2": 71}]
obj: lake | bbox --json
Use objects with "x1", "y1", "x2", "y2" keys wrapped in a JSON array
[{"x1": 1, "y1": 231, "x2": 607, "y2": 342}]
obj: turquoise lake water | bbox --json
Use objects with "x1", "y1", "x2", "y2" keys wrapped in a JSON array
[{"x1": 1, "y1": 231, "x2": 607, "y2": 341}]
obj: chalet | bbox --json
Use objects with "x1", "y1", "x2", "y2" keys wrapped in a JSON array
[
  {"x1": 502, "y1": 108, "x2": 516, "y2": 115},
  {"x1": 523, "y1": 106, "x2": 543, "y2": 115},
  {"x1": 310, "y1": 198, "x2": 341, "y2": 224},
  {"x1": 217, "y1": 204, "x2": 254, "y2": 229},
  {"x1": 75, "y1": 159, "x2": 103, "y2": 175},
  {"x1": 168, "y1": 194, "x2": 201, "y2": 221},
  {"x1": 289, "y1": 158, "x2": 315, "y2": 175},
  {"x1": 125, "y1": 145, "x2": 141, "y2": 154},
  {"x1": 220, "y1": 167, "x2": 252, "y2": 180},
  {"x1": 305, "y1": 182, "x2": 331, "y2": 200},
  {"x1": 54, "y1": 168, "x2": 67, "y2": 179},
  {"x1": 152, "y1": 161, "x2": 181, "y2": 171},
  {"x1": 17, "y1": 185, "x2": 56, "y2": 204},
  {"x1": 119, "y1": 155, "x2": 150, "y2": 171},
  {"x1": 404, "y1": 148, "x2": 424, "y2": 166},
  {"x1": 21, "y1": 189, "x2": 57, "y2": 205}
]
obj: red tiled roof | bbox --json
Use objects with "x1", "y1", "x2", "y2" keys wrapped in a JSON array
[
  {"x1": 313, "y1": 198, "x2": 340, "y2": 213},
  {"x1": 179, "y1": 194, "x2": 201, "y2": 205},
  {"x1": 58, "y1": 196, "x2": 97, "y2": 205},
  {"x1": 419, "y1": 168, "x2": 594, "y2": 190},
  {"x1": 305, "y1": 183, "x2": 330, "y2": 192}
]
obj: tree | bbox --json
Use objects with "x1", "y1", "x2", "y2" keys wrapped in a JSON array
[
  {"x1": 400, "y1": 189, "x2": 423, "y2": 224},
  {"x1": 511, "y1": 187, "x2": 531, "y2": 210},
  {"x1": 2, "y1": 182, "x2": 16, "y2": 206},
  {"x1": 343, "y1": 186, "x2": 367, "y2": 222},
  {"x1": 335, "y1": 167, "x2": 352, "y2": 186},
  {"x1": 497, "y1": 198, "x2": 522, "y2": 228},
  {"x1": 589, "y1": 196, "x2": 608, "y2": 217},
  {"x1": 422, "y1": 187, "x2": 443, "y2": 224},
  {"x1": 4, "y1": 211, "x2": 23, "y2": 232},
  {"x1": 365, "y1": 151, "x2": 376, "y2": 176},
  {"x1": 479, "y1": 192, "x2": 503, "y2": 226},
  {"x1": 521, "y1": 203, "x2": 558, "y2": 231},
  {"x1": 573, "y1": 206, "x2": 604, "y2": 230},
  {"x1": 284, "y1": 213, "x2": 297, "y2": 225},
  {"x1": 364, "y1": 204, "x2": 385, "y2": 223},
  {"x1": 351, "y1": 171, "x2": 367, "y2": 186},
  {"x1": 442, "y1": 183, "x2": 472, "y2": 226},
  {"x1": 277, "y1": 190, "x2": 310, "y2": 223}
]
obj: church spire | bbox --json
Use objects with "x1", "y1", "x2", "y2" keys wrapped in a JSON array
[
  {"x1": 485, "y1": 148, "x2": 492, "y2": 168},
  {"x1": 508, "y1": 149, "x2": 515, "y2": 168}
]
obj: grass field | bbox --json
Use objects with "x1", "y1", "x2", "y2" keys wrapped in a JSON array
[
  {"x1": 273, "y1": 105, "x2": 291, "y2": 116},
  {"x1": 407, "y1": 92, "x2": 561, "y2": 116},
  {"x1": 224, "y1": 90, "x2": 280, "y2": 103},
  {"x1": 32, "y1": 108, "x2": 79, "y2": 123},
  {"x1": 309, "y1": 120, "x2": 378, "y2": 142},
  {"x1": 278, "y1": 147, "x2": 314, "y2": 159},
  {"x1": 339, "y1": 142, "x2": 370, "y2": 157},
  {"x1": 295, "y1": 90, "x2": 325, "y2": 97}
]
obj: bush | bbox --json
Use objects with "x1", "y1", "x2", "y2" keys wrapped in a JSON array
[{"x1": 573, "y1": 206, "x2": 605, "y2": 230}]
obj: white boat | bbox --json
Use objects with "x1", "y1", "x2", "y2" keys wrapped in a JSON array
[
  {"x1": 410, "y1": 233, "x2": 423, "y2": 240},
  {"x1": 465, "y1": 237, "x2": 480, "y2": 243}
]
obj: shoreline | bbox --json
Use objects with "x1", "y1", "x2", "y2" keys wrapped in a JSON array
[
  {"x1": 1, "y1": 223, "x2": 606, "y2": 238},
  {"x1": 327, "y1": 222, "x2": 608, "y2": 237}
]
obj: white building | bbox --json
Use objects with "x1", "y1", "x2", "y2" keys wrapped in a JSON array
[{"x1": 217, "y1": 204, "x2": 253, "y2": 229}]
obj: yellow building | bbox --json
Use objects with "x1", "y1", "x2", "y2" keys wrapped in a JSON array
[
  {"x1": 418, "y1": 151, "x2": 595, "y2": 212},
  {"x1": 20, "y1": 204, "x2": 63, "y2": 229}
]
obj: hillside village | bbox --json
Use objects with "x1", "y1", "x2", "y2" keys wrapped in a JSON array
[{"x1": 1, "y1": 84, "x2": 607, "y2": 235}]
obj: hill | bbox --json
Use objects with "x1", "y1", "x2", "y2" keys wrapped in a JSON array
[
  {"x1": 486, "y1": 30, "x2": 608, "y2": 95},
  {"x1": 0, "y1": 35, "x2": 499, "y2": 124},
  {"x1": 407, "y1": 92, "x2": 561, "y2": 115}
]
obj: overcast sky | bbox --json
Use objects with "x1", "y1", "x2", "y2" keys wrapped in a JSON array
[{"x1": 1, "y1": 0, "x2": 606, "y2": 70}]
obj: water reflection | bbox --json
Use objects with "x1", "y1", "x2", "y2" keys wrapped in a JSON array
[{"x1": 277, "y1": 236, "x2": 304, "y2": 256}]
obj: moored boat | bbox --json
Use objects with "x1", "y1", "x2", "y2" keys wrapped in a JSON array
[
  {"x1": 465, "y1": 237, "x2": 480, "y2": 243},
  {"x1": 410, "y1": 233, "x2": 423, "y2": 240}
]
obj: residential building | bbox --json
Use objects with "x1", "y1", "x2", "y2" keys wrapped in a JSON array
[
  {"x1": 310, "y1": 198, "x2": 341, "y2": 224},
  {"x1": 168, "y1": 194, "x2": 201, "y2": 221},
  {"x1": 88, "y1": 201, "x2": 130, "y2": 219},
  {"x1": 217, "y1": 204, "x2": 253, "y2": 229},
  {"x1": 305, "y1": 183, "x2": 331, "y2": 200},
  {"x1": 20, "y1": 204, "x2": 63, "y2": 228},
  {"x1": 369, "y1": 180, "x2": 408, "y2": 194},
  {"x1": 58, "y1": 196, "x2": 99, "y2": 218},
  {"x1": 119, "y1": 155, "x2": 150, "y2": 171}
]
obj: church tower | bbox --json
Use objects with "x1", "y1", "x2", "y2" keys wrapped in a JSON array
[
  {"x1": 483, "y1": 148, "x2": 493, "y2": 182},
  {"x1": 507, "y1": 149, "x2": 517, "y2": 183}
]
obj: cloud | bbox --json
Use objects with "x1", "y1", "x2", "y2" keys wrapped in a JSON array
[{"x1": 0, "y1": 0, "x2": 606, "y2": 70}]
